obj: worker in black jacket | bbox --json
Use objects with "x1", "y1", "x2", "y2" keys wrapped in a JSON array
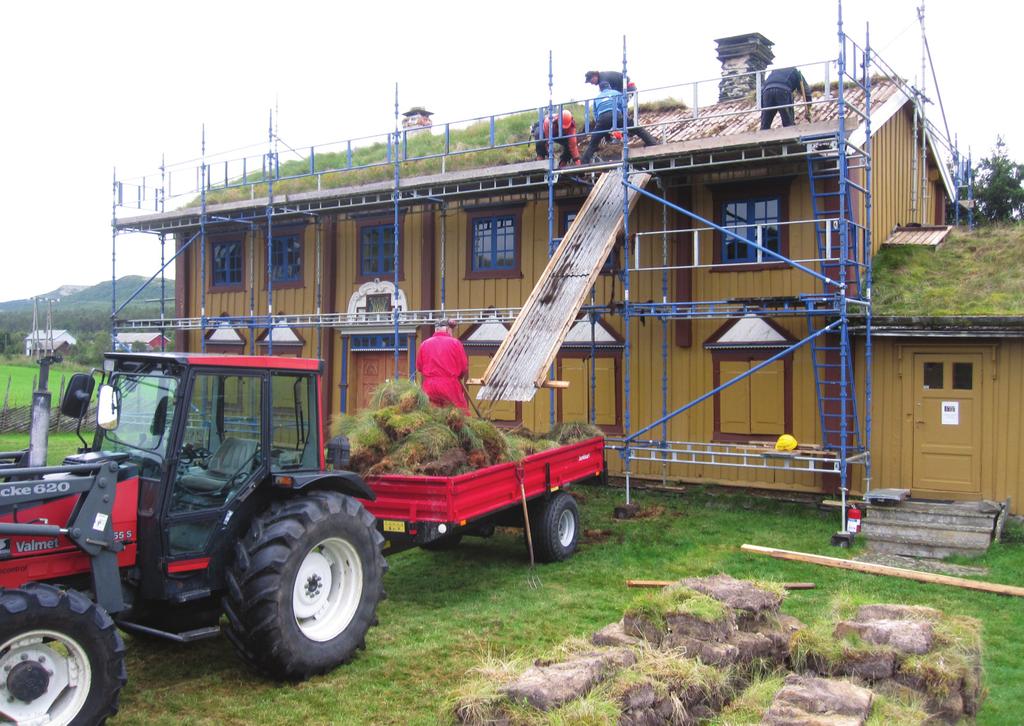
[
  {"x1": 584, "y1": 70, "x2": 660, "y2": 147},
  {"x1": 759, "y1": 66, "x2": 813, "y2": 130}
]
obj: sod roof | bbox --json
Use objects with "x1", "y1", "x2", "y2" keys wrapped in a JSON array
[{"x1": 871, "y1": 223, "x2": 1024, "y2": 318}]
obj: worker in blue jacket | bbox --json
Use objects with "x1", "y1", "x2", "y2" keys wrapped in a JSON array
[
  {"x1": 581, "y1": 82, "x2": 626, "y2": 164},
  {"x1": 585, "y1": 70, "x2": 660, "y2": 148}
]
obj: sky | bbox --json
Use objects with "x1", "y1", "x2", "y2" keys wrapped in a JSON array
[{"x1": 0, "y1": 0, "x2": 1016, "y2": 304}]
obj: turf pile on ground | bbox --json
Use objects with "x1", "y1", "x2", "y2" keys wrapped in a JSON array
[{"x1": 331, "y1": 380, "x2": 602, "y2": 477}]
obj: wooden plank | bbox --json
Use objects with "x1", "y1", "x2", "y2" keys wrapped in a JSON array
[
  {"x1": 625, "y1": 579, "x2": 815, "y2": 591},
  {"x1": 740, "y1": 544, "x2": 1024, "y2": 598},
  {"x1": 478, "y1": 169, "x2": 651, "y2": 401}
]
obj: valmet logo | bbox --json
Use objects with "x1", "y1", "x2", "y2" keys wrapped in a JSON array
[{"x1": 0, "y1": 538, "x2": 9, "y2": 559}]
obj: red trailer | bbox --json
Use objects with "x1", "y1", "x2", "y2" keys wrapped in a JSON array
[{"x1": 360, "y1": 436, "x2": 605, "y2": 562}]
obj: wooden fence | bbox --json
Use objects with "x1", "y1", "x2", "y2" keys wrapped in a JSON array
[{"x1": 0, "y1": 373, "x2": 97, "y2": 434}]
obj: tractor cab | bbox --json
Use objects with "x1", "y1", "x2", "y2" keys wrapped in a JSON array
[{"x1": 83, "y1": 353, "x2": 325, "y2": 601}]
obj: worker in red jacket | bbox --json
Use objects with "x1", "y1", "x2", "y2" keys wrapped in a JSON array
[
  {"x1": 531, "y1": 109, "x2": 581, "y2": 167},
  {"x1": 417, "y1": 320, "x2": 469, "y2": 410}
]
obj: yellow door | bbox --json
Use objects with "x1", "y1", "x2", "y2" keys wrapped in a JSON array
[
  {"x1": 559, "y1": 358, "x2": 590, "y2": 423},
  {"x1": 592, "y1": 358, "x2": 617, "y2": 428},
  {"x1": 557, "y1": 356, "x2": 620, "y2": 429},
  {"x1": 719, "y1": 360, "x2": 751, "y2": 435},
  {"x1": 718, "y1": 360, "x2": 784, "y2": 436},
  {"x1": 469, "y1": 355, "x2": 516, "y2": 421},
  {"x1": 912, "y1": 353, "x2": 982, "y2": 497},
  {"x1": 750, "y1": 363, "x2": 785, "y2": 435}
]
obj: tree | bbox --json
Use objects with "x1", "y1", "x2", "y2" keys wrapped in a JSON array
[{"x1": 973, "y1": 137, "x2": 1024, "y2": 224}]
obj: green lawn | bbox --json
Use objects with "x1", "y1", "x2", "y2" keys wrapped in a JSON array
[
  {"x1": 0, "y1": 432, "x2": 84, "y2": 463},
  {"x1": 0, "y1": 360, "x2": 87, "y2": 409},
  {"x1": 110, "y1": 485, "x2": 1024, "y2": 725}
]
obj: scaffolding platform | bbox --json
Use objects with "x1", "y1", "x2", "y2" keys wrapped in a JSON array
[{"x1": 609, "y1": 438, "x2": 868, "y2": 475}]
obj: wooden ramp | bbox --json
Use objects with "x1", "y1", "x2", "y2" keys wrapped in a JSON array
[{"x1": 477, "y1": 169, "x2": 651, "y2": 402}]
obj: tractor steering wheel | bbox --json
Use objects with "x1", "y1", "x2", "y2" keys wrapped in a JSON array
[{"x1": 181, "y1": 443, "x2": 212, "y2": 465}]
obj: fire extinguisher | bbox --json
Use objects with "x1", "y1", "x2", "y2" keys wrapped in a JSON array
[{"x1": 846, "y1": 506, "x2": 862, "y2": 534}]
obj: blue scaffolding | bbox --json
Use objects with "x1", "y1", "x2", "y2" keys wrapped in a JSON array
[{"x1": 109, "y1": 2, "x2": 956, "y2": 535}]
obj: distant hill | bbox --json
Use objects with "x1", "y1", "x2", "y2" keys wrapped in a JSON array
[{"x1": 0, "y1": 276, "x2": 176, "y2": 313}]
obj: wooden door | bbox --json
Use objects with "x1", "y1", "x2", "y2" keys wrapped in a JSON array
[
  {"x1": 911, "y1": 353, "x2": 982, "y2": 497},
  {"x1": 353, "y1": 352, "x2": 407, "y2": 412}
]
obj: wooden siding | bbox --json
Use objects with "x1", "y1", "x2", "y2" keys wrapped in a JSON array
[
  {"x1": 861, "y1": 338, "x2": 1024, "y2": 514},
  {"x1": 870, "y1": 105, "x2": 947, "y2": 244}
]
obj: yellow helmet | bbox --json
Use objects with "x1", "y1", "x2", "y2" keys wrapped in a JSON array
[{"x1": 775, "y1": 434, "x2": 798, "y2": 451}]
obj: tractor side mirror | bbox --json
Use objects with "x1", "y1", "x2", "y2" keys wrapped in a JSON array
[
  {"x1": 60, "y1": 373, "x2": 95, "y2": 419},
  {"x1": 97, "y1": 384, "x2": 120, "y2": 431},
  {"x1": 150, "y1": 396, "x2": 168, "y2": 437}
]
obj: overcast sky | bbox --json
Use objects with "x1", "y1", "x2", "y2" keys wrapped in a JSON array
[{"x1": 0, "y1": 0, "x2": 1015, "y2": 305}]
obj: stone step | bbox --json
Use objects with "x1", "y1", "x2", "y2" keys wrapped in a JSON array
[
  {"x1": 866, "y1": 509, "x2": 997, "y2": 532},
  {"x1": 862, "y1": 521, "x2": 993, "y2": 549},
  {"x1": 869, "y1": 499, "x2": 1002, "y2": 517},
  {"x1": 865, "y1": 538, "x2": 988, "y2": 560}
]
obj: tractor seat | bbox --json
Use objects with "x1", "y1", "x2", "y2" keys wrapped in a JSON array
[{"x1": 179, "y1": 437, "x2": 259, "y2": 493}]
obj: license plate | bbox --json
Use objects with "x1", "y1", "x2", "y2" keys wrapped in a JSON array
[{"x1": 382, "y1": 520, "x2": 405, "y2": 533}]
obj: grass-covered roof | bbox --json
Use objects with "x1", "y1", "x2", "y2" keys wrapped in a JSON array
[{"x1": 872, "y1": 224, "x2": 1024, "y2": 317}]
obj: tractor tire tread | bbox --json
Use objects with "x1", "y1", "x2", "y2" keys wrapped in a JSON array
[
  {"x1": 223, "y1": 491, "x2": 386, "y2": 680},
  {"x1": 0, "y1": 583, "x2": 126, "y2": 725}
]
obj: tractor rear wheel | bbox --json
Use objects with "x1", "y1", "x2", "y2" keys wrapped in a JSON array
[
  {"x1": 529, "y1": 491, "x2": 580, "y2": 563},
  {"x1": 0, "y1": 583, "x2": 126, "y2": 726},
  {"x1": 223, "y1": 490, "x2": 386, "y2": 680}
]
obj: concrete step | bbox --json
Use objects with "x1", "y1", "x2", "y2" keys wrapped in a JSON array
[
  {"x1": 862, "y1": 520, "x2": 993, "y2": 549},
  {"x1": 865, "y1": 539, "x2": 989, "y2": 560},
  {"x1": 870, "y1": 499, "x2": 1002, "y2": 518},
  {"x1": 866, "y1": 508, "x2": 997, "y2": 531}
]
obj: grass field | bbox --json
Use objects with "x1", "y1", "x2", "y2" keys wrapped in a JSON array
[
  {"x1": 0, "y1": 360, "x2": 87, "y2": 409},
  {"x1": 0, "y1": 432, "x2": 84, "y2": 463},
  {"x1": 109, "y1": 485, "x2": 1024, "y2": 725}
]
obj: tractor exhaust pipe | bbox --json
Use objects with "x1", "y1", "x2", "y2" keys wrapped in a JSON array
[{"x1": 27, "y1": 357, "x2": 54, "y2": 467}]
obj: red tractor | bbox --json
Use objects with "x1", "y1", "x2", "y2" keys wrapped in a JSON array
[{"x1": 0, "y1": 353, "x2": 387, "y2": 724}]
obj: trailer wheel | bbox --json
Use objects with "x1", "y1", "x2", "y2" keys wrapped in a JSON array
[
  {"x1": 529, "y1": 491, "x2": 580, "y2": 563},
  {"x1": 0, "y1": 583, "x2": 126, "y2": 726},
  {"x1": 224, "y1": 490, "x2": 387, "y2": 680}
]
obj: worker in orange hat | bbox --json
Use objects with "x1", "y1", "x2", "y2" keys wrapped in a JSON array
[
  {"x1": 531, "y1": 109, "x2": 581, "y2": 167},
  {"x1": 417, "y1": 320, "x2": 469, "y2": 410}
]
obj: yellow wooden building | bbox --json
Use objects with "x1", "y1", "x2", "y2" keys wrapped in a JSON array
[{"x1": 116, "y1": 32, "x2": 1011, "y2": 511}]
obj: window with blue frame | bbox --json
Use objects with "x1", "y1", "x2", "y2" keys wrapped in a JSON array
[
  {"x1": 211, "y1": 240, "x2": 242, "y2": 287},
  {"x1": 359, "y1": 224, "x2": 396, "y2": 278},
  {"x1": 471, "y1": 214, "x2": 517, "y2": 272},
  {"x1": 721, "y1": 198, "x2": 781, "y2": 263},
  {"x1": 271, "y1": 235, "x2": 302, "y2": 283}
]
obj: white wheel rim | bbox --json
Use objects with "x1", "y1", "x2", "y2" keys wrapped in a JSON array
[
  {"x1": 557, "y1": 508, "x2": 576, "y2": 547},
  {"x1": 0, "y1": 629, "x2": 91, "y2": 725},
  {"x1": 292, "y1": 537, "x2": 363, "y2": 643}
]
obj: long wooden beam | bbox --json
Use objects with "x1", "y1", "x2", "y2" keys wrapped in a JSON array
[
  {"x1": 625, "y1": 579, "x2": 815, "y2": 591},
  {"x1": 740, "y1": 544, "x2": 1024, "y2": 598}
]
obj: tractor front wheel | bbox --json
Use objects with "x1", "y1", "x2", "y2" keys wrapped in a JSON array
[
  {"x1": 0, "y1": 583, "x2": 127, "y2": 726},
  {"x1": 224, "y1": 491, "x2": 386, "y2": 680}
]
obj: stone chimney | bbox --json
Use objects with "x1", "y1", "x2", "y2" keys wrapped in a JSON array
[
  {"x1": 402, "y1": 106, "x2": 433, "y2": 130},
  {"x1": 714, "y1": 33, "x2": 775, "y2": 102}
]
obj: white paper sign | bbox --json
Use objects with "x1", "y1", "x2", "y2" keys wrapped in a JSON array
[{"x1": 941, "y1": 401, "x2": 959, "y2": 425}]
